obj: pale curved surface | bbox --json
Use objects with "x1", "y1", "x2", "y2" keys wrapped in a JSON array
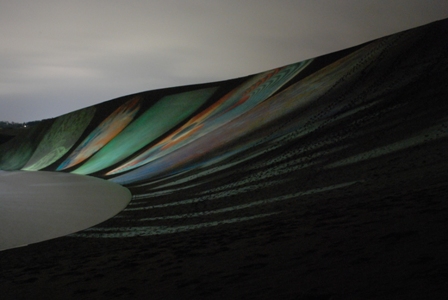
[{"x1": 0, "y1": 171, "x2": 131, "y2": 251}]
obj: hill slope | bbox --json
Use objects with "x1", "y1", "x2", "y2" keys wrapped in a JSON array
[{"x1": 1, "y1": 18, "x2": 448, "y2": 299}]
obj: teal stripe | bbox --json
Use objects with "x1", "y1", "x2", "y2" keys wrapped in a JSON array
[
  {"x1": 72, "y1": 87, "x2": 217, "y2": 175},
  {"x1": 22, "y1": 107, "x2": 96, "y2": 171}
]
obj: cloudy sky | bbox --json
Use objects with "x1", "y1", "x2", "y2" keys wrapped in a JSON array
[{"x1": 1, "y1": 1, "x2": 447, "y2": 122}]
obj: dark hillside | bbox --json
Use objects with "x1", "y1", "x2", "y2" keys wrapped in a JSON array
[{"x1": 1, "y1": 18, "x2": 448, "y2": 299}]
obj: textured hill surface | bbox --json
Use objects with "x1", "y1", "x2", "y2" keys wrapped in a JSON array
[{"x1": 1, "y1": 19, "x2": 448, "y2": 299}]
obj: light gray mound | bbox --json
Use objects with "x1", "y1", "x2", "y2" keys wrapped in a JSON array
[{"x1": 0, "y1": 171, "x2": 131, "y2": 251}]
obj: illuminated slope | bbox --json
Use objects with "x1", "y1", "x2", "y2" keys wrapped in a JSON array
[
  {"x1": 0, "y1": 18, "x2": 447, "y2": 238},
  {"x1": 2, "y1": 18, "x2": 448, "y2": 300}
]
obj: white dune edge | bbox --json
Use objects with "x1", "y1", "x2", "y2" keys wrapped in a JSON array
[{"x1": 0, "y1": 170, "x2": 131, "y2": 251}]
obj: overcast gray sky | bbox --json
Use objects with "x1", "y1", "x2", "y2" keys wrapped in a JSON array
[{"x1": 1, "y1": 1, "x2": 447, "y2": 122}]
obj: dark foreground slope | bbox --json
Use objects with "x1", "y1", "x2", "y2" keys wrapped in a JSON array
[{"x1": 2, "y1": 19, "x2": 448, "y2": 299}]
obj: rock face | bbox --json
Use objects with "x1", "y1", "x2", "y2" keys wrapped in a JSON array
[{"x1": 1, "y1": 19, "x2": 448, "y2": 299}]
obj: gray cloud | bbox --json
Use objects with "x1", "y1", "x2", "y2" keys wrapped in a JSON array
[{"x1": 1, "y1": 0, "x2": 447, "y2": 122}]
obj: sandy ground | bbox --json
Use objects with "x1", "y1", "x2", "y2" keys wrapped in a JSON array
[{"x1": 1, "y1": 137, "x2": 448, "y2": 299}]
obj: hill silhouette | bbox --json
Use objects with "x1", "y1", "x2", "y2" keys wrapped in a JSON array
[{"x1": 1, "y1": 18, "x2": 448, "y2": 299}]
